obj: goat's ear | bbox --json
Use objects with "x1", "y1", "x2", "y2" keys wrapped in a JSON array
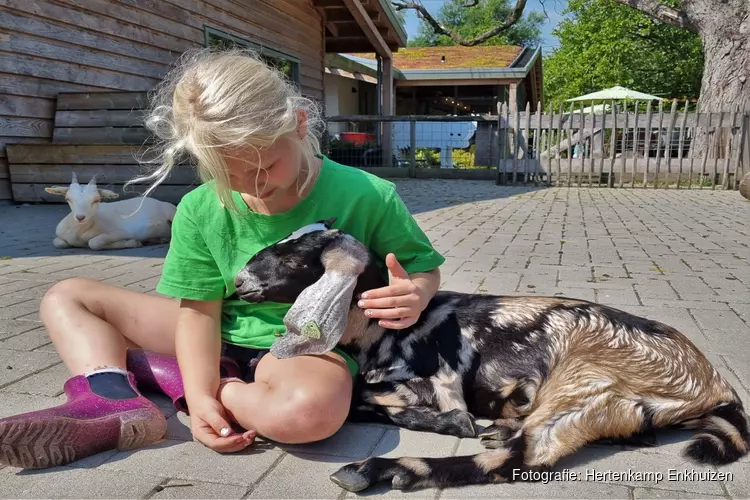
[
  {"x1": 323, "y1": 217, "x2": 337, "y2": 228},
  {"x1": 97, "y1": 189, "x2": 119, "y2": 199},
  {"x1": 44, "y1": 186, "x2": 69, "y2": 196}
]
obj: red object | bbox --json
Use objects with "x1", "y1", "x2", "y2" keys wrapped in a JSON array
[{"x1": 340, "y1": 132, "x2": 376, "y2": 145}]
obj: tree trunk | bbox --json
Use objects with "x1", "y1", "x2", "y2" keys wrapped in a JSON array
[{"x1": 685, "y1": 0, "x2": 749, "y2": 159}]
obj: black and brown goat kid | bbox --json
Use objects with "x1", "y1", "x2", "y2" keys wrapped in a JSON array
[{"x1": 233, "y1": 219, "x2": 750, "y2": 493}]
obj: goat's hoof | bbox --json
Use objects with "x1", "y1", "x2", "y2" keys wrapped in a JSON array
[
  {"x1": 330, "y1": 464, "x2": 371, "y2": 492},
  {"x1": 479, "y1": 419, "x2": 523, "y2": 449},
  {"x1": 442, "y1": 409, "x2": 477, "y2": 438}
]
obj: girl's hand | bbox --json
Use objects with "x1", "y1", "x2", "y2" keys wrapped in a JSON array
[
  {"x1": 188, "y1": 395, "x2": 256, "y2": 452},
  {"x1": 357, "y1": 253, "x2": 431, "y2": 329}
]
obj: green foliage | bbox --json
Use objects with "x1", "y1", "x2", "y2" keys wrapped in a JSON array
[
  {"x1": 543, "y1": 0, "x2": 703, "y2": 108},
  {"x1": 415, "y1": 148, "x2": 441, "y2": 168},
  {"x1": 408, "y1": 0, "x2": 544, "y2": 47}
]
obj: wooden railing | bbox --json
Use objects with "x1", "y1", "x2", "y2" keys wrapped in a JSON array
[{"x1": 326, "y1": 102, "x2": 750, "y2": 189}]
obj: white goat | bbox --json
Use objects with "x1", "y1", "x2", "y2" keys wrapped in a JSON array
[{"x1": 44, "y1": 173, "x2": 177, "y2": 250}]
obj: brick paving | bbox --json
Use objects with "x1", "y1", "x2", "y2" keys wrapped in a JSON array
[{"x1": 0, "y1": 182, "x2": 749, "y2": 499}]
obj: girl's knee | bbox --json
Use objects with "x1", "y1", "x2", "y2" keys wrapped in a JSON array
[
  {"x1": 41, "y1": 277, "x2": 93, "y2": 315},
  {"x1": 265, "y1": 387, "x2": 350, "y2": 444}
]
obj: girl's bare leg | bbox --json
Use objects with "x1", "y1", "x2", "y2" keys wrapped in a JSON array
[
  {"x1": 0, "y1": 277, "x2": 181, "y2": 469},
  {"x1": 218, "y1": 352, "x2": 353, "y2": 444},
  {"x1": 39, "y1": 277, "x2": 180, "y2": 373}
]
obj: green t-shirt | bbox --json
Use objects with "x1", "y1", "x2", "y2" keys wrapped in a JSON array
[{"x1": 156, "y1": 155, "x2": 445, "y2": 355}]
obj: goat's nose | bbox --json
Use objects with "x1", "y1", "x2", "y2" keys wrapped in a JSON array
[
  {"x1": 75, "y1": 215, "x2": 85, "y2": 222},
  {"x1": 234, "y1": 273, "x2": 244, "y2": 288}
]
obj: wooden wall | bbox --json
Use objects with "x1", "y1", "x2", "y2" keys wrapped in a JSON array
[{"x1": 0, "y1": 0, "x2": 325, "y2": 200}]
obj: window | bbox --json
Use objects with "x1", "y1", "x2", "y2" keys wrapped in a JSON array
[{"x1": 204, "y1": 26, "x2": 300, "y2": 85}]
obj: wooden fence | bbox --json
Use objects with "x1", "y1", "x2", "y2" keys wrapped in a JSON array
[{"x1": 326, "y1": 101, "x2": 750, "y2": 189}]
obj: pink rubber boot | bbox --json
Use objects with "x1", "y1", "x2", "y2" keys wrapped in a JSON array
[
  {"x1": 126, "y1": 349, "x2": 243, "y2": 414},
  {"x1": 0, "y1": 370, "x2": 166, "y2": 469}
]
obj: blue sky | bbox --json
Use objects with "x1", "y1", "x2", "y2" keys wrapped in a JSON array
[{"x1": 400, "y1": 0, "x2": 568, "y2": 51}]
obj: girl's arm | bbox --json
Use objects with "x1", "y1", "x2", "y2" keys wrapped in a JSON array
[
  {"x1": 175, "y1": 298, "x2": 223, "y2": 404},
  {"x1": 358, "y1": 254, "x2": 442, "y2": 329},
  {"x1": 175, "y1": 299, "x2": 255, "y2": 451}
]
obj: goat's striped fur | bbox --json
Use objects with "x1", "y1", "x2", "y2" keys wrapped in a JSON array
[{"x1": 235, "y1": 225, "x2": 750, "y2": 493}]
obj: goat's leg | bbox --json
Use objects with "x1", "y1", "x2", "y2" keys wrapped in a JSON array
[
  {"x1": 330, "y1": 391, "x2": 649, "y2": 492},
  {"x1": 53, "y1": 237, "x2": 72, "y2": 249},
  {"x1": 88, "y1": 235, "x2": 142, "y2": 250},
  {"x1": 349, "y1": 403, "x2": 477, "y2": 438},
  {"x1": 478, "y1": 417, "x2": 524, "y2": 449}
]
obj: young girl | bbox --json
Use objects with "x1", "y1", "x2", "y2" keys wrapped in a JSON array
[{"x1": 0, "y1": 48, "x2": 445, "y2": 468}]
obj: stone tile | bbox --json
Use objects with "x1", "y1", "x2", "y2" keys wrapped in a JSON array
[
  {"x1": 152, "y1": 478, "x2": 248, "y2": 499},
  {"x1": 0, "y1": 466, "x2": 163, "y2": 498},
  {"x1": 440, "y1": 480, "x2": 632, "y2": 499},
  {"x1": 0, "y1": 319, "x2": 41, "y2": 339},
  {"x1": 280, "y1": 423, "x2": 387, "y2": 459},
  {"x1": 597, "y1": 287, "x2": 641, "y2": 306},
  {"x1": 0, "y1": 300, "x2": 40, "y2": 321},
  {"x1": 0, "y1": 361, "x2": 66, "y2": 397},
  {"x1": 371, "y1": 428, "x2": 459, "y2": 459},
  {"x1": 0, "y1": 349, "x2": 61, "y2": 387},
  {"x1": 165, "y1": 410, "x2": 193, "y2": 441},
  {"x1": 0, "y1": 326, "x2": 50, "y2": 351},
  {"x1": 249, "y1": 453, "x2": 349, "y2": 499},
  {"x1": 719, "y1": 460, "x2": 749, "y2": 499},
  {"x1": 100, "y1": 439, "x2": 283, "y2": 487},
  {"x1": 554, "y1": 447, "x2": 726, "y2": 496},
  {"x1": 0, "y1": 391, "x2": 66, "y2": 419},
  {"x1": 632, "y1": 487, "x2": 725, "y2": 499}
]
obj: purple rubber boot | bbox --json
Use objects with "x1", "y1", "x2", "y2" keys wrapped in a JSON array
[
  {"x1": 126, "y1": 349, "x2": 243, "y2": 415},
  {"x1": 0, "y1": 371, "x2": 166, "y2": 469}
]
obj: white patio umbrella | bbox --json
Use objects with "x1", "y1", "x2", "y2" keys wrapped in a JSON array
[{"x1": 566, "y1": 85, "x2": 661, "y2": 102}]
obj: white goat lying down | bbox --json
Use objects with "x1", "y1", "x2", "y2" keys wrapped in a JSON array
[
  {"x1": 45, "y1": 173, "x2": 176, "y2": 250},
  {"x1": 233, "y1": 220, "x2": 750, "y2": 493}
]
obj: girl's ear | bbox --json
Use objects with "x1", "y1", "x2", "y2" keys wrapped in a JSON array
[{"x1": 296, "y1": 109, "x2": 308, "y2": 139}]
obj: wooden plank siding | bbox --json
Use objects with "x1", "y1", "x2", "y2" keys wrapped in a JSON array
[
  {"x1": 7, "y1": 144, "x2": 198, "y2": 204},
  {"x1": 0, "y1": 0, "x2": 325, "y2": 200}
]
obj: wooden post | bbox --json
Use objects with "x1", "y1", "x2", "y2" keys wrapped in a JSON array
[
  {"x1": 609, "y1": 104, "x2": 617, "y2": 188},
  {"x1": 712, "y1": 110, "x2": 725, "y2": 189},
  {"x1": 534, "y1": 101, "x2": 542, "y2": 186},
  {"x1": 654, "y1": 100, "x2": 665, "y2": 188},
  {"x1": 619, "y1": 101, "x2": 628, "y2": 188},
  {"x1": 496, "y1": 102, "x2": 504, "y2": 185},
  {"x1": 664, "y1": 99, "x2": 679, "y2": 189},
  {"x1": 699, "y1": 111, "x2": 712, "y2": 190},
  {"x1": 589, "y1": 102, "x2": 595, "y2": 187},
  {"x1": 524, "y1": 101, "x2": 531, "y2": 185},
  {"x1": 556, "y1": 103, "x2": 564, "y2": 187},
  {"x1": 547, "y1": 102, "x2": 554, "y2": 186},
  {"x1": 598, "y1": 106, "x2": 606, "y2": 187},
  {"x1": 566, "y1": 102, "x2": 573, "y2": 187},
  {"x1": 381, "y1": 56, "x2": 393, "y2": 168},
  {"x1": 409, "y1": 120, "x2": 416, "y2": 178},
  {"x1": 630, "y1": 101, "x2": 639, "y2": 188},
  {"x1": 577, "y1": 102, "x2": 584, "y2": 187},
  {"x1": 677, "y1": 101, "x2": 689, "y2": 188},
  {"x1": 508, "y1": 83, "x2": 518, "y2": 115},
  {"x1": 643, "y1": 101, "x2": 653, "y2": 188},
  {"x1": 723, "y1": 106, "x2": 738, "y2": 189},
  {"x1": 688, "y1": 103, "x2": 699, "y2": 188}
]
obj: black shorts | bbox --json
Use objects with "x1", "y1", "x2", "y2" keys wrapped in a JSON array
[{"x1": 220, "y1": 342, "x2": 268, "y2": 383}]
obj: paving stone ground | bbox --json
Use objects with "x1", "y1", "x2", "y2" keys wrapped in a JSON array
[{"x1": 0, "y1": 181, "x2": 749, "y2": 499}]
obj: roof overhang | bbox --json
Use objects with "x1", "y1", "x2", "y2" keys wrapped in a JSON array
[
  {"x1": 394, "y1": 46, "x2": 541, "y2": 85},
  {"x1": 314, "y1": 0, "x2": 407, "y2": 57},
  {"x1": 339, "y1": 46, "x2": 542, "y2": 85}
]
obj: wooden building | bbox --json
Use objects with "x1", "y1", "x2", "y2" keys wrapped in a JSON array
[{"x1": 0, "y1": 0, "x2": 406, "y2": 202}]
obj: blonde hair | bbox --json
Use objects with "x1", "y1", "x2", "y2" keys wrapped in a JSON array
[{"x1": 131, "y1": 47, "x2": 324, "y2": 211}]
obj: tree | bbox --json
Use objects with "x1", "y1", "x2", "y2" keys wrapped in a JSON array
[
  {"x1": 393, "y1": 0, "x2": 749, "y2": 111},
  {"x1": 407, "y1": 0, "x2": 545, "y2": 48},
  {"x1": 543, "y1": 0, "x2": 703, "y2": 107}
]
